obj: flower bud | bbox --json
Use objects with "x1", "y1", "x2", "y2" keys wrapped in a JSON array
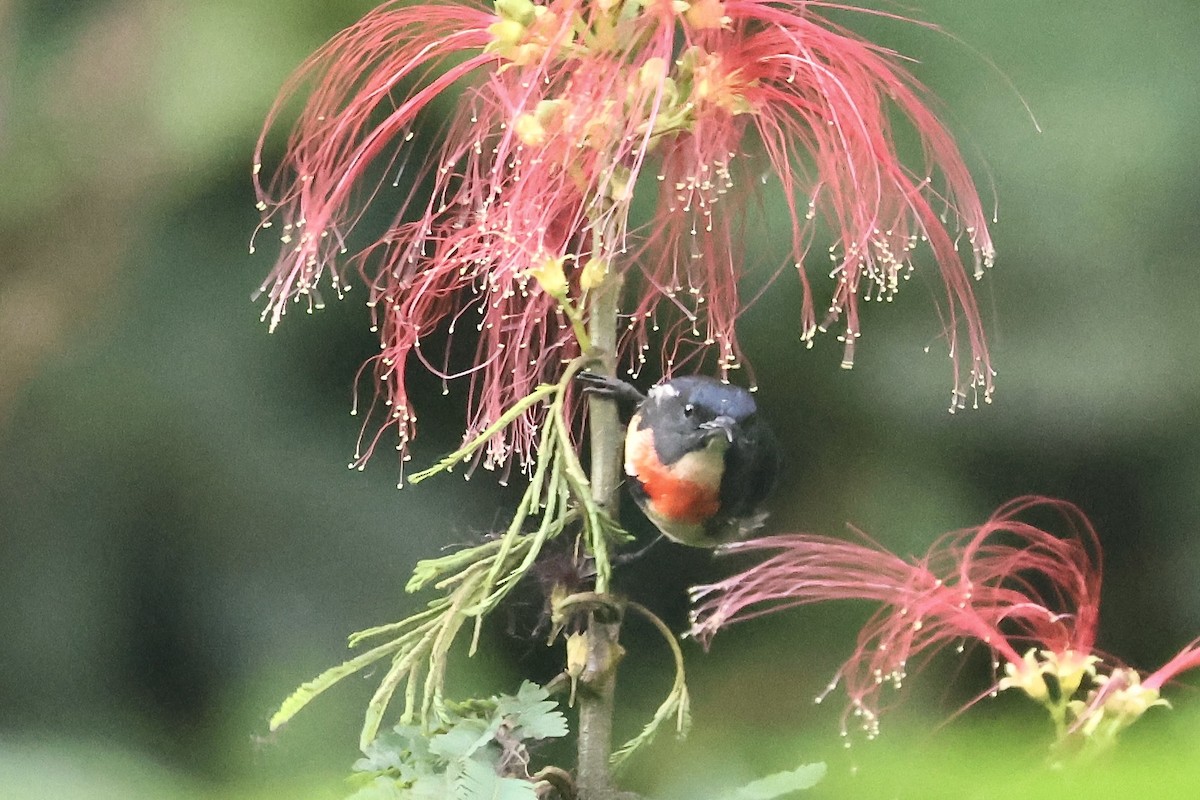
[
  {"x1": 528, "y1": 255, "x2": 569, "y2": 298},
  {"x1": 535, "y1": 98, "x2": 564, "y2": 125},
  {"x1": 684, "y1": 0, "x2": 731, "y2": 30},
  {"x1": 606, "y1": 165, "x2": 632, "y2": 202},
  {"x1": 580, "y1": 257, "x2": 609, "y2": 290},
  {"x1": 486, "y1": 18, "x2": 526, "y2": 50},
  {"x1": 639, "y1": 57, "x2": 668, "y2": 90},
  {"x1": 514, "y1": 112, "x2": 547, "y2": 147},
  {"x1": 495, "y1": 0, "x2": 536, "y2": 26},
  {"x1": 1044, "y1": 649, "x2": 1098, "y2": 698}
]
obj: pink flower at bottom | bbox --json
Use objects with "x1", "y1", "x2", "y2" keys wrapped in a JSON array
[
  {"x1": 1066, "y1": 637, "x2": 1200, "y2": 744},
  {"x1": 1143, "y1": 638, "x2": 1200, "y2": 692},
  {"x1": 689, "y1": 497, "x2": 1103, "y2": 737}
]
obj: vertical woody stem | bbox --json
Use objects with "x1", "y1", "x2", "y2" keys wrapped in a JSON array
[
  {"x1": 575, "y1": 267, "x2": 624, "y2": 800},
  {"x1": 587, "y1": 273, "x2": 624, "y2": 555}
]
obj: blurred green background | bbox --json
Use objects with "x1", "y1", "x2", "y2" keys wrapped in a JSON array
[{"x1": 3, "y1": 1, "x2": 1200, "y2": 798}]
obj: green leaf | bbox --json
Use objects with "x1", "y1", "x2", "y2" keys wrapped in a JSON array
[
  {"x1": 408, "y1": 384, "x2": 556, "y2": 485},
  {"x1": 498, "y1": 681, "x2": 569, "y2": 741},
  {"x1": 609, "y1": 601, "x2": 693, "y2": 768},
  {"x1": 454, "y1": 758, "x2": 538, "y2": 800},
  {"x1": 407, "y1": 540, "x2": 505, "y2": 593},
  {"x1": 269, "y1": 637, "x2": 405, "y2": 731},
  {"x1": 344, "y1": 775, "x2": 408, "y2": 800},
  {"x1": 719, "y1": 762, "x2": 827, "y2": 800},
  {"x1": 609, "y1": 681, "x2": 690, "y2": 767},
  {"x1": 410, "y1": 773, "x2": 452, "y2": 800},
  {"x1": 354, "y1": 725, "x2": 424, "y2": 773},
  {"x1": 429, "y1": 718, "x2": 494, "y2": 761},
  {"x1": 512, "y1": 704, "x2": 568, "y2": 741}
]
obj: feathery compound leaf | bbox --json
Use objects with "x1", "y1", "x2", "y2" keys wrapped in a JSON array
[
  {"x1": 498, "y1": 681, "x2": 569, "y2": 740},
  {"x1": 410, "y1": 773, "x2": 452, "y2": 800},
  {"x1": 608, "y1": 681, "x2": 691, "y2": 768},
  {"x1": 269, "y1": 637, "x2": 405, "y2": 731},
  {"x1": 455, "y1": 758, "x2": 539, "y2": 800},
  {"x1": 610, "y1": 602, "x2": 692, "y2": 767},
  {"x1": 345, "y1": 776, "x2": 408, "y2": 800},
  {"x1": 720, "y1": 763, "x2": 827, "y2": 800},
  {"x1": 429, "y1": 718, "x2": 496, "y2": 762},
  {"x1": 354, "y1": 726, "x2": 422, "y2": 773},
  {"x1": 271, "y1": 370, "x2": 616, "y2": 743}
]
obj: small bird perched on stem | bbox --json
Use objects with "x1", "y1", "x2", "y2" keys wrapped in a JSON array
[{"x1": 580, "y1": 373, "x2": 781, "y2": 548}]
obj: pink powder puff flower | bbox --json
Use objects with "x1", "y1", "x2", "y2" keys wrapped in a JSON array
[
  {"x1": 689, "y1": 497, "x2": 1102, "y2": 738},
  {"x1": 252, "y1": 0, "x2": 996, "y2": 479},
  {"x1": 1142, "y1": 637, "x2": 1200, "y2": 693},
  {"x1": 1066, "y1": 636, "x2": 1200, "y2": 744}
]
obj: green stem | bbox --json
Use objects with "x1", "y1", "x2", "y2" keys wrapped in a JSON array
[{"x1": 408, "y1": 383, "x2": 558, "y2": 484}]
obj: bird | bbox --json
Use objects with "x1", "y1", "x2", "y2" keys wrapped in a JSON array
[{"x1": 580, "y1": 373, "x2": 781, "y2": 547}]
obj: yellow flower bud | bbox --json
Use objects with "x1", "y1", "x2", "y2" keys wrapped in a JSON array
[
  {"x1": 514, "y1": 112, "x2": 547, "y2": 147},
  {"x1": 580, "y1": 257, "x2": 609, "y2": 291},
  {"x1": 684, "y1": 0, "x2": 731, "y2": 30},
  {"x1": 607, "y1": 166, "x2": 632, "y2": 202},
  {"x1": 528, "y1": 255, "x2": 569, "y2": 298},
  {"x1": 566, "y1": 632, "x2": 589, "y2": 679},
  {"x1": 487, "y1": 18, "x2": 526, "y2": 49},
  {"x1": 1043, "y1": 649, "x2": 1099, "y2": 698},
  {"x1": 495, "y1": 0, "x2": 536, "y2": 26},
  {"x1": 639, "y1": 57, "x2": 668, "y2": 91},
  {"x1": 535, "y1": 98, "x2": 564, "y2": 126}
]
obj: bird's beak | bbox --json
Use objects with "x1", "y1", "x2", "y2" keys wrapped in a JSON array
[{"x1": 700, "y1": 415, "x2": 737, "y2": 443}]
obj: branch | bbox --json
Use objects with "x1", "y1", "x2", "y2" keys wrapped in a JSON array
[{"x1": 576, "y1": 270, "x2": 625, "y2": 800}]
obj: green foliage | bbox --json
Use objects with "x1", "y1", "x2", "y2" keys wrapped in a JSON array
[
  {"x1": 496, "y1": 681, "x2": 571, "y2": 741},
  {"x1": 347, "y1": 776, "x2": 412, "y2": 800},
  {"x1": 409, "y1": 356, "x2": 631, "y2": 593},
  {"x1": 608, "y1": 601, "x2": 693, "y2": 768},
  {"x1": 347, "y1": 682, "x2": 567, "y2": 800},
  {"x1": 719, "y1": 762, "x2": 827, "y2": 800},
  {"x1": 269, "y1": 359, "x2": 628, "y2": 748}
]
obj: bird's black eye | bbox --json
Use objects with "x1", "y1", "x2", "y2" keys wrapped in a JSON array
[{"x1": 683, "y1": 403, "x2": 695, "y2": 417}]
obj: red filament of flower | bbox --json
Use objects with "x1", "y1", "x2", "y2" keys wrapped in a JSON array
[
  {"x1": 689, "y1": 497, "x2": 1102, "y2": 736},
  {"x1": 253, "y1": 0, "x2": 997, "y2": 475}
]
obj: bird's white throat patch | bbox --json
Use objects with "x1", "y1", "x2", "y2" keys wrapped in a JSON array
[{"x1": 669, "y1": 438, "x2": 727, "y2": 489}]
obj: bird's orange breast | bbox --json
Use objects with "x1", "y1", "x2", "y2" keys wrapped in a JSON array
[{"x1": 625, "y1": 422, "x2": 721, "y2": 525}]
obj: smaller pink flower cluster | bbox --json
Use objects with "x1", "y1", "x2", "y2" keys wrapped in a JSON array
[{"x1": 689, "y1": 497, "x2": 1200, "y2": 746}]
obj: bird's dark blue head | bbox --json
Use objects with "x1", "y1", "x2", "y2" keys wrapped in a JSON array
[
  {"x1": 667, "y1": 376, "x2": 758, "y2": 422},
  {"x1": 639, "y1": 376, "x2": 761, "y2": 464}
]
